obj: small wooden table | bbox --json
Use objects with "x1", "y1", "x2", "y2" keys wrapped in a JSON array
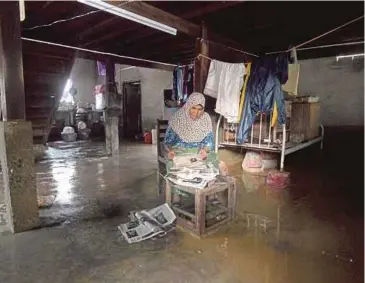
[{"x1": 166, "y1": 176, "x2": 236, "y2": 238}]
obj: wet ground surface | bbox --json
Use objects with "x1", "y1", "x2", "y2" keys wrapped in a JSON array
[{"x1": 0, "y1": 136, "x2": 363, "y2": 283}]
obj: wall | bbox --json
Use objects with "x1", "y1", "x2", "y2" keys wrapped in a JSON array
[
  {"x1": 298, "y1": 56, "x2": 364, "y2": 126},
  {"x1": 69, "y1": 58, "x2": 98, "y2": 106},
  {"x1": 115, "y1": 65, "x2": 173, "y2": 130}
]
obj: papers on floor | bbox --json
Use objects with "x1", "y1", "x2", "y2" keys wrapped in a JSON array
[{"x1": 118, "y1": 203, "x2": 176, "y2": 244}]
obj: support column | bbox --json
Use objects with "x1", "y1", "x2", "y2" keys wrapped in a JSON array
[
  {"x1": 194, "y1": 23, "x2": 209, "y2": 93},
  {"x1": 104, "y1": 59, "x2": 119, "y2": 156},
  {"x1": 0, "y1": 2, "x2": 39, "y2": 233},
  {"x1": 193, "y1": 23, "x2": 217, "y2": 138}
]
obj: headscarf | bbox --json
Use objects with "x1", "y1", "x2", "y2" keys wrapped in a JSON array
[{"x1": 169, "y1": 92, "x2": 212, "y2": 143}]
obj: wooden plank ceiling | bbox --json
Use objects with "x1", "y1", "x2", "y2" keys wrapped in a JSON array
[{"x1": 21, "y1": 1, "x2": 364, "y2": 65}]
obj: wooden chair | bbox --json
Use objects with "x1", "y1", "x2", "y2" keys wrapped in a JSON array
[{"x1": 156, "y1": 119, "x2": 169, "y2": 193}]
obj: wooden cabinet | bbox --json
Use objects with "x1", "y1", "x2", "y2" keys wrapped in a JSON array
[{"x1": 290, "y1": 102, "x2": 320, "y2": 142}]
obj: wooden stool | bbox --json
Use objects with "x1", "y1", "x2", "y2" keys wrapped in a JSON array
[{"x1": 166, "y1": 176, "x2": 236, "y2": 238}]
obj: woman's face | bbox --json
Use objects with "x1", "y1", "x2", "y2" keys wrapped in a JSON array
[{"x1": 189, "y1": 104, "x2": 204, "y2": 120}]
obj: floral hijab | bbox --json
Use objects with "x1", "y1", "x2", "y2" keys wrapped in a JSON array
[{"x1": 169, "y1": 92, "x2": 212, "y2": 143}]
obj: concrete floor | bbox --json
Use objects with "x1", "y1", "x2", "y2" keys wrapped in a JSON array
[{"x1": 0, "y1": 137, "x2": 363, "y2": 283}]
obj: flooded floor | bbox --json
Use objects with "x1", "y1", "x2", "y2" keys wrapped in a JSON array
[{"x1": 0, "y1": 136, "x2": 363, "y2": 283}]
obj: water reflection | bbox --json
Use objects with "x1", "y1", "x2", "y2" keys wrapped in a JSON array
[
  {"x1": 95, "y1": 162, "x2": 107, "y2": 190},
  {"x1": 51, "y1": 161, "x2": 76, "y2": 204}
]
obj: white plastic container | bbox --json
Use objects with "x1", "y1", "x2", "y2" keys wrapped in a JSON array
[
  {"x1": 151, "y1": 129, "x2": 157, "y2": 145},
  {"x1": 95, "y1": 92, "x2": 106, "y2": 110}
]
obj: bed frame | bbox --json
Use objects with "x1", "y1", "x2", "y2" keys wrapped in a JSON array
[{"x1": 214, "y1": 114, "x2": 324, "y2": 170}]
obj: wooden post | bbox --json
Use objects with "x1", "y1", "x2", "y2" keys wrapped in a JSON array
[
  {"x1": 194, "y1": 23, "x2": 209, "y2": 93},
  {"x1": 0, "y1": 2, "x2": 26, "y2": 120},
  {"x1": 193, "y1": 23, "x2": 217, "y2": 139},
  {"x1": 195, "y1": 189, "x2": 206, "y2": 235}
]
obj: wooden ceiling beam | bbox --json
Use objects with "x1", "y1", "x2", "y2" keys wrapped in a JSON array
[
  {"x1": 149, "y1": 51, "x2": 196, "y2": 65},
  {"x1": 80, "y1": 0, "x2": 203, "y2": 47},
  {"x1": 107, "y1": 2, "x2": 243, "y2": 50},
  {"x1": 77, "y1": 16, "x2": 119, "y2": 40},
  {"x1": 106, "y1": 1, "x2": 201, "y2": 36},
  {"x1": 120, "y1": 35, "x2": 194, "y2": 57},
  {"x1": 81, "y1": 21, "x2": 139, "y2": 48},
  {"x1": 79, "y1": 1, "x2": 242, "y2": 43},
  {"x1": 76, "y1": 1, "x2": 138, "y2": 39},
  {"x1": 136, "y1": 42, "x2": 195, "y2": 59},
  {"x1": 41, "y1": 1, "x2": 54, "y2": 9},
  {"x1": 183, "y1": 1, "x2": 243, "y2": 19}
]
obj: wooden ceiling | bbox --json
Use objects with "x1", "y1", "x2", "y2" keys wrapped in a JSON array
[{"x1": 21, "y1": 1, "x2": 364, "y2": 66}]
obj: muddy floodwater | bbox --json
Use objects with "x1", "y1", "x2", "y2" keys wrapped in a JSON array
[{"x1": 0, "y1": 139, "x2": 363, "y2": 283}]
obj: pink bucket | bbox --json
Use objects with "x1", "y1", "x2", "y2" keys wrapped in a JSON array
[{"x1": 266, "y1": 170, "x2": 290, "y2": 191}]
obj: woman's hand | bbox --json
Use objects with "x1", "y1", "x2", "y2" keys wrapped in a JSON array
[
  {"x1": 167, "y1": 150, "x2": 176, "y2": 160},
  {"x1": 199, "y1": 148, "x2": 208, "y2": 160}
]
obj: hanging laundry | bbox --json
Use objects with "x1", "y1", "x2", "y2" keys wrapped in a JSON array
[
  {"x1": 97, "y1": 61, "x2": 106, "y2": 76},
  {"x1": 237, "y1": 62, "x2": 252, "y2": 120},
  {"x1": 173, "y1": 65, "x2": 194, "y2": 104},
  {"x1": 183, "y1": 65, "x2": 194, "y2": 102},
  {"x1": 203, "y1": 60, "x2": 245, "y2": 123},
  {"x1": 282, "y1": 64, "x2": 300, "y2": 96},
  {"x1": 236, "y1": 54, "x2": 288, "y2": 144}
]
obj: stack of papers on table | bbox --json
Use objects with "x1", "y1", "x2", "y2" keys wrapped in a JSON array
[{"x1": 167, "y1": 161, "x2": 219, "y2": 189}]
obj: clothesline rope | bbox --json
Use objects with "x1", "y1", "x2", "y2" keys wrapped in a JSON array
[
  {"x1": 297, "y1": 40, "x2": 364, "y2": 51},
  {"x1": 266, "y1": 14, "x2": 364, "y2": 55},
  {"x1": 199, "y1": 38, "x2": 259, "y2": 57},
  {"x1": 197, "y1": 53, "x2": 249, "y2": 65},
  {"x1": 293, "y1": 15, "x2": 364, "y2": 50},
  {"x1": 21, "y1": 37, "x2": 177, "y2": 67},
  {"x1": 266, "y1": 40, "x2": 364, "y2": 55}
]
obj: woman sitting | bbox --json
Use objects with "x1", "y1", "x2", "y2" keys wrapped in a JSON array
[{"x1": 163, "y1": 92, "x2": 227, "y2": 175}]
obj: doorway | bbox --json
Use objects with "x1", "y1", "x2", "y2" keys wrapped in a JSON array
[{"x1": 123, "y1": 81, "x2": 142, "y2": 139}]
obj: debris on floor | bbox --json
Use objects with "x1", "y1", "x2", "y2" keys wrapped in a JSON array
[
  {"x1": 321, "y1": 250, "x2": 355, "y2": 264},
  {"x1": 37, "y1": 195, "x2": 56, "y2": 209},
  {"x1": 118, "y1": 203, "x2": 176, "y2": 244}
]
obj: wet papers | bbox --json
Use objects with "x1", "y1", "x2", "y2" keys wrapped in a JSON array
[
  {"x1": 118, "y1": 203, "x2": 176, "y2": 244},
  {"x1": 167, "y1": 161, "x2": 220, "y2": 189}
]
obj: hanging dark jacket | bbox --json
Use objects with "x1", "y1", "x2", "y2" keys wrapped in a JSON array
[{"x1": 237, "y1": 54, "x2": 288, "y2": 144}]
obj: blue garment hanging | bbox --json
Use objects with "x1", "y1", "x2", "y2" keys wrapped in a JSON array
[{"x1": 237, "y1": 54, "x2": 289, "y2": 144}]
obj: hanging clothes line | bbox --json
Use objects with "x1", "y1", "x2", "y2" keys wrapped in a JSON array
[
  {"x1": 297, "y1": 40, "x2": 364, "y2": 51},
  {"x1": 21, "y1": 37, "x2": 177, "y2": 67},
  {"x1": 198, "y1": 38, "x2": 259, "y2": 57},
  {"x1": 197, "y1": 53, "x2": 249, "y2": 65},
  {"x1": 266, "y1": 40, "x2": 364, "y2": 55},
  {"x1": 293, "y1": 15, "x2": 364, "y2": 50},
  {"x1": 266, "y1": 14, "x2": 364, "y2": 55}
]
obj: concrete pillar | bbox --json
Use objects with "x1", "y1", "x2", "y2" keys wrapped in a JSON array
[
  {"x1": 104, "y1": 59, "x2": 120, "y2": 156},
  {"x1": 105, "y1": 109, "x2": 119, "y2": 156},
  {"x1": 0, "y1": 2, "x2": 39, "y2": 233},
  {"x1": 0, "y1": 121, "x2": 39, "y2": 232}
]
